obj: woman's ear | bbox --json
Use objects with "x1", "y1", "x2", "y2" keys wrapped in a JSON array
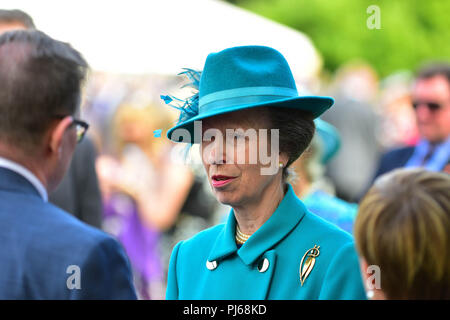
[
  {"x1": 278, "y1": 152, "x2": 289, "y2": 167},
  {"x1": 360, "y1": 258, "x2": 385, "y2": 300},
  {"x1": 48, "y1": 116, "x2": 73, "y2": 156},
  {"x1": 360, "y1": 258, "x2": 369, "y2": 282}
]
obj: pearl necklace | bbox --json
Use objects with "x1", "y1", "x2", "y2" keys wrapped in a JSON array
[{"x1": 236, "y1": 224, "x2": 251, "y2": 245}]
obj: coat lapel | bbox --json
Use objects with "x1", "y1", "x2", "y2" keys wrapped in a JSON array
[
  {"x1": 207, "y1": 210, "x2": 238, "y2": 263},
  {"x1": 208, "y1": 184, "x2": 306, "y2": 266},
  {"x1": 205, "y1": 184, "x2": 307, "y2": 299},
  {"x1": 237, "y1": 184, "x2": 307, "y2": 266}
]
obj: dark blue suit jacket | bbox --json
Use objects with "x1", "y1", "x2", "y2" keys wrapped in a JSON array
[
  {"x1": 356, "y1": 146, "x2": 415, "y2": 201},
  {"x1": 0, "y1": 167, "x2": 137, "y2": 299},
  {"x1": 372, "y1": 146, "x2": 415, "y2": 180}
]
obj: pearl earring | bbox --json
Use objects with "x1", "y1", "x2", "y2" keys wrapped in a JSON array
[
  {"x1": 366, "y1": 290, "x2": 374, "y2": 299},
  {"x1": 279, "y1": 162, "x2": 284, "y2": 168}
]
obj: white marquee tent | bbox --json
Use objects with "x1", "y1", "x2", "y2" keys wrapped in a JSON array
[{"x1": 2, "y1": 0, "x2": 321, "y2": 80}]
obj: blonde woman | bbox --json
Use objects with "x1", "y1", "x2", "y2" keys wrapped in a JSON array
[{"x1": 355, "y1": 168, "x2": 450, "y2": 299}]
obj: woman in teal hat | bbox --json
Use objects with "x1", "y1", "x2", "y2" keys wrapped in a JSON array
[{"x1": 162, "y1": 45, "x2": 366, "y2": 300}]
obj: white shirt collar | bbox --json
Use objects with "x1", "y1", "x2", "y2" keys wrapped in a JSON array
[{"x1": 0, "y1": 156, "x2": 48, "y2": 202}]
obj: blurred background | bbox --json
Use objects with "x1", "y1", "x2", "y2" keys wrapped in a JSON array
[{"x1": 2, "y1": 0, "x2": 449, "y2": 299}]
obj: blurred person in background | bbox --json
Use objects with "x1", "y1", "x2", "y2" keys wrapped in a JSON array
[
  {"x1": 0, "y1": 30, "x2": 136, "y2": 299},
  {"x1": 292, "y1": 119, "x2": 358, "y2": 234},
  {"x1": 321, "y1": 62, "x2": 381, "y2": 202},
  {"x1": 355, "y1": 169, "x2": 450, "y2": 299},
  {"x1": 97, "y1": 102, "x2": 216, "y2": 299},
  {"x1": 372, "y1": 63, "x2": 450, "y2": 179},
  {"x1": 377, "y1": 72, "x2": 419, "y2": 149},
  {"x1": 49, "y1": 134, "x2": 103, "y2": 228},
  {"x1": 0, "y1": 8, "x2": 103, "y2": 228}
]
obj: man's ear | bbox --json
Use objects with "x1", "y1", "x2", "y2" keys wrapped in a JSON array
[{"x1": 48, "y1": 116, "x2": 73, "y2": 155}]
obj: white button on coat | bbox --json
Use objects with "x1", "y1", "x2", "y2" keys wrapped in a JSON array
[
  {"x1": 258, "y1": 258, "x2": 270, "y2": 273},
  {"x1": 206, "y1": 260, "x2": 218, "y2": 270}
]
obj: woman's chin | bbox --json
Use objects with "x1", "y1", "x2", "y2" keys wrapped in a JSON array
[{"x1": 214, "y1": 191, "x2": 239, "y2": 207}]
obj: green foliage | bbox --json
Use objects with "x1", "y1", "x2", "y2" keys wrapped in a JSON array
[{"x1": 231, "y1": 0, "x2": 450, "y2": 77}]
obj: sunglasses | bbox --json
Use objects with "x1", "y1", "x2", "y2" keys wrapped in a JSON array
[
  {"x1": 53, "y1": 115, "x2": 89, "y2": 143},
  {"x1": 412, "y1": 101, "x2": 443, "y2": 112}
]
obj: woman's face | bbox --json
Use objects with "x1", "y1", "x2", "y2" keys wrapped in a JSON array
[{"x1": 200, "y1": 109, "x2": 287, "y2": 207}]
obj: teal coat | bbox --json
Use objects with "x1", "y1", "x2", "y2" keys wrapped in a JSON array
[{"x1": 166, "y1": 184, "x2": 366, "y2": 300}]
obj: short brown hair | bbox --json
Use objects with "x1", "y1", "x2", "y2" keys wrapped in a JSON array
[
  {"x1": 355, "y1": 169, "x2": 450, "y2": 299},
  {"x1": 417, "y1": 62, "x2": 450, "y2": 84},
  {"x1": 266, "y1": 107, "x2": 315, "y2": 181},
  {"x1": 0, "y1": 30, "x2": 88, "y2": 153}
]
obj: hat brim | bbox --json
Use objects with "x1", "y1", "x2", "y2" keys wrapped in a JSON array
[{"x1": 167, "y1": 95, "x2": 334, "y2": 143}]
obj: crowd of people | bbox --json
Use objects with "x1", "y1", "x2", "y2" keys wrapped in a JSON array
[{"x1": 0, "y1": 9, "x2": 448, "y2": 300}]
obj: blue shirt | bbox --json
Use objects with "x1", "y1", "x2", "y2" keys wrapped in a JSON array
[{"x1": 405, "y1": 136, "x2": 450, "y2": 171}]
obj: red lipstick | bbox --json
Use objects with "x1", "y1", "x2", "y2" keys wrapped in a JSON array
[{"x1": 211, "y1": 175, "x2": 236, "y2": 188}]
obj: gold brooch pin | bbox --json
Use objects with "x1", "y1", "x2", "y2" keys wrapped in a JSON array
[{"x1": 299, "y1": 245, "x2": 320, "y2": 286}]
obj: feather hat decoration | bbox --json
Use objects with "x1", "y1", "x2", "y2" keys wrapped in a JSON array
[{"x1": 161, "y1": 68, "x2": 201, "y2": 125}]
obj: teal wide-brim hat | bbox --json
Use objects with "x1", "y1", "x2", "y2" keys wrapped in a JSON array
[{"x1": 161, "y1": 45, "x2": 334, "y2": 143}]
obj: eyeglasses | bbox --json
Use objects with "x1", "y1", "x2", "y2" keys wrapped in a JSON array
[
  {"x1": 72, "y1": 119, "x2": 89, "y2": 143},
  {"x1": 53, "y1": 115, "x2": 89, "y2": 143},
  {"x1": 412, "y1": 101, "x2": 443, "y2": 112}
]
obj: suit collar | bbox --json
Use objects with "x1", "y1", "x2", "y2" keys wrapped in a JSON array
[
  {"x1": 0, "y1": 157, "x2": 47, "y2": 201},
  {"x1": 0, "y1": 166, "x2": 44, "y2": 201},
  {"x1": 208, "y1": 184, "x2": 307, "y2": 265}
]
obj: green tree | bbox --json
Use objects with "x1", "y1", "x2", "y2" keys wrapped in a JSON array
[{"x1": 230, "y1": 0, "x2": 450, "y2": 77}]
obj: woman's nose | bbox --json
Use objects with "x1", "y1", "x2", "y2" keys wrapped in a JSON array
[{"x1": 203, "y1": 139, "x2": 227, "y2": 165}]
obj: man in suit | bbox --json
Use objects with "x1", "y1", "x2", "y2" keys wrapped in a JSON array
[
  {"x1": 373, "y1": 63, "x2": 450, "y2": 179},
  {"x1": 0, "y1": 29, "x2": 137, "y2": 299},
  {"x1": 49, "y1": 137, "x2": 103, "y2": 228},
  {"x1": 0, "y1": 9, "x2": 103, "y2": 229}
]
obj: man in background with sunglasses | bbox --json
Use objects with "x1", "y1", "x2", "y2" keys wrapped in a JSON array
[
  {"x1": 0, "y1": 30, "x2": 136, "y2": 299},
  {"x1": 372, "y1": 63, "x2": 450, "y2": 179}
]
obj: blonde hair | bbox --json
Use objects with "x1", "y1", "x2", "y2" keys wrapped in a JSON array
[
  {"x1": 354, "y1": 168, "x2": 450, "y2": 299},
  {"x1": 112, "y1": 102, "x2": 173, "y2": 155}
]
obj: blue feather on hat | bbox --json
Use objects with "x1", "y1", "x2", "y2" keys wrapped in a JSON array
[{"x1": 160, "y1": 68, "x2": 201, "y2": 125}]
